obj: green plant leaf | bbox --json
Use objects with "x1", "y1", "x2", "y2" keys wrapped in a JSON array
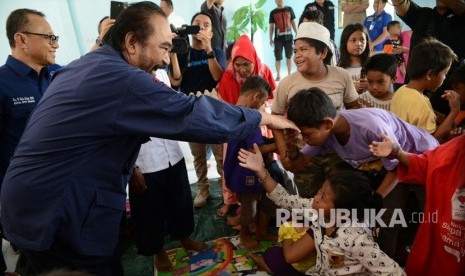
[
  {"x1": 254, "y1": 0, "x2": 266, "y2": 9},
  {"x1": 226, "y1": 25, "x2": 241, "y2": 42},
  {"x1": 238, "y1": 18, "x2": 250, "y2": 31},
  {"x1": 229, "y1": 0, "x2": 269, "y2": 41},
  {"x1": 232, "y1": 6, "x2": 249, "y2": 24},
  {"x1": 253, "y1": 10, "x2": 267, "y2": 31}
]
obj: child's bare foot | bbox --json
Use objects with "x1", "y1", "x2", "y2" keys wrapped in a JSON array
[
  {"x1": 227, "y1": 214, "x2": 241, "y2": 226},
  {"x1": 240, "y1": 234, "x2": 259, "y2": 250},
  {"x1": 256, "y1": 232, "x2": 278, "y2": 241},
  {"x1": 180, "y1": 238, "x2": 207, "y2": 253},
  {"x1": 217, "y1": 204, "x2": 232, "y2": 217},
  {"x1": 154, "y1": 250, "x2": 172, "y2": 272},
  {"x1": 246, "y1": 253, "x2": 273, "y2": 274}
]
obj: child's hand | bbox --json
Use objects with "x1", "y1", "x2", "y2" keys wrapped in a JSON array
[
  {"x1": 369, "y1": 133, "x2": 394, "y2": 157},
  {"x1": 442, "y1": 90, "x2": 461, "y2": 113},
  {"x1": 238, "y1": 143, "x2": 265, "y2": 173},
  {"x1": 356, "y1": 78, "x2": 368, "y2": 93}
]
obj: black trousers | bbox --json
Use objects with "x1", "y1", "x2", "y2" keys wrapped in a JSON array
[
  {"x1": 19, "y1": 239, "x2": 118, "y2": 276},
  {"x1": 129, "y1": 159, "x2": 194, "y2": 256}
]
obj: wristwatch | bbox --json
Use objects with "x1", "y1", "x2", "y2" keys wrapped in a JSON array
[
  {"x1": 206, "y1": 50, "x2": 215, "y2": 59},
  {"x1": 95, "y1": 38, "x2": 104, "y2": 47}
]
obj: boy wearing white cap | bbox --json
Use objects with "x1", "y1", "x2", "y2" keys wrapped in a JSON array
[{"x1": 271, "y1": 22, "x2": 360, "y2": 197}]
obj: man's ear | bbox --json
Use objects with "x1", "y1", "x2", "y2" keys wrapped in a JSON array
[
  {"x1": 322, "y1": 117, "x2": 334, "y2": 130},
  {"x1": 124, "y1": 31, "x2": 137, "y2": 54},
  {"x1": 14, "y1": 33, "x2": 27, "y2": 49}
]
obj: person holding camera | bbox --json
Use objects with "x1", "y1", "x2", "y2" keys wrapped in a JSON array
[{"x1": 170, "y1": 11, "x2": 227, "y2": 208}]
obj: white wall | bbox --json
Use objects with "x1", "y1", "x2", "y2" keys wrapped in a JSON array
[
  {"x1": 0, "y1": 0, "x2": 304, "y2": 67},
  {"x1": 0, "y1": 0, "x2": 436, "y2": 68}
]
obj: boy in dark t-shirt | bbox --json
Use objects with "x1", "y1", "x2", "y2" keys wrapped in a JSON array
[{"x1": 269, "y1": 0, "x2": 297, "y2": 81}]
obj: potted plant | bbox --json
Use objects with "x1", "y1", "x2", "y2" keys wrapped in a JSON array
[{"x1": 226, "y1": 0, "x2": 267, "y2": 42}]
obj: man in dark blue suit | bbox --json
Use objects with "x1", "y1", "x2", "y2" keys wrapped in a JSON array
[{"x1": 0, "y1": 2, "x2": 297, "y2": 275}]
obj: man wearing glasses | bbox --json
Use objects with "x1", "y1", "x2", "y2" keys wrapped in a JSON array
[
  {"x1": 0, "y1": 8, "x2": 59, "y2": 274},
  {"x1": 0, "y1": 8, "x2": 59, "y2": 186}
]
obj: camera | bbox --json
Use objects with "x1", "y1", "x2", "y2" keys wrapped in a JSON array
[{"x1": 171, "y1": 24, "x2": 200, "y2": 54}]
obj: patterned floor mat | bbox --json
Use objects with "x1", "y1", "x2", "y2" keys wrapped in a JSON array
[{"x1": 158, "y1": 236, "x2": 274, "y2": 276}]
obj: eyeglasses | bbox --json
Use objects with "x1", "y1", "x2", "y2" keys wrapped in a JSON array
[{"x1": 21, "y1": 32, "x2": 59, "y2": 45}]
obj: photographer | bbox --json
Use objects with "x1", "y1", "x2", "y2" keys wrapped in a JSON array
[{"x1": 169, "y1": 11, "x2": 226, "y2": 208}]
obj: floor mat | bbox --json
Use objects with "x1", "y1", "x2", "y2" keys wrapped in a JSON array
[
  {"x1": 122, "y1": 178, "x2": 267, "y2": 275},
  {"x1": 157, "y1": 236, "x2": 274, "y2": 276}
]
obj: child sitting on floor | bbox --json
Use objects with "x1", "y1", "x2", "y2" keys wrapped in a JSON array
[
  {"x1": 357, "y1": 53, "x2": 396, "y2": 110},
  {"x1": 240, "y1": 145, "x2": 405, "y2": 275},
  {"x1": 247, "y1": 220, "x2": 316, "y2": 275},
  {"x1": 223, "y1": 76, "x2": 278, "y2": 249}
]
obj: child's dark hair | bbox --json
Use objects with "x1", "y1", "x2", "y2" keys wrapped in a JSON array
[
  {"x1": 338, "y1": 23, "x2": 370, "y2": 68},
  {"x1": 361, "y1": 53, "x2": 397, "y2": 79},
  {"x1": 450, "y1": 65, "x2": 465, "y2": 86},
  {"x1": 287, "y1": 88, "x2": 336, "y2": 127},
  {"x1": 386, "y1": 20, "x2": 401, "y2": 32},
  {"x1": 298, "y1": 9, "x2": 324, "y2": 26},
  {"x1": 407, "y1": 39, "x2": 458, "y2": 80},
  {"x1": 297, "y1": 38, "x2": 333, "y2": 65},
  {"x1": 240, "y1": 75, "x2": 272, "y2": 98},
  {"x1": 326, "y1": 171, "x2": 383, "y2": 222}
]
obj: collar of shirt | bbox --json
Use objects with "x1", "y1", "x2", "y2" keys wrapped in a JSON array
[
  {"x1": 5, "y1": 55, "x2": 59, "y2": 82},
  {"x1": 6, "y1": 55, "x2": 38, "y2": 80}
]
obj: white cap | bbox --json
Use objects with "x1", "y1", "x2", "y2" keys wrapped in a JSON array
[{"x1": 295, "y1": 22, "x2": 331, "y2": 49}]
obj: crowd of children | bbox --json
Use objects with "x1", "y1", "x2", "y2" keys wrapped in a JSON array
[
  {"x1": 212, "y1": 3, "x2": 465, "y2": 275},
  {"x1": 3, "y1": 1, "x2": 465, "y2": 275},
  {"x1": 142, "y1": 2, "x2": 465, "y2": 275}
]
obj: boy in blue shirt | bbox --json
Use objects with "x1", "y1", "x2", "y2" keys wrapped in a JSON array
[{"x1": 224, "y1": 76, "x2": 278, "y2": 249}]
